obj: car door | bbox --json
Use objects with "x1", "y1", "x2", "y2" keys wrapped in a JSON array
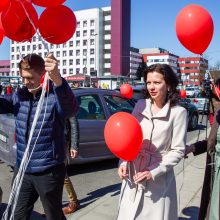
[
  {"x1": 0, "y1": 113, "x2": 16, "y2": 166},
  {"x1": 76, "y1": 94, "x2": 112, "y2": 159}
]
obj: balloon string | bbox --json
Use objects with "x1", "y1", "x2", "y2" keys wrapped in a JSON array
[{"x1": 19, "y1": 1, "x2": 50, "y2": 54}]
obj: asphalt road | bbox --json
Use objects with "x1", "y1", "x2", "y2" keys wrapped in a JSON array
[{"x1": 0, "y1": 115, "x2": 209, "y2": 219}]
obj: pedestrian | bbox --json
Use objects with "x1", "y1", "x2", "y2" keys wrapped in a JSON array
[
  {"x1": 0, "y1": 53, "x2": 78, "y2": 220},
  {"x1": 186, "y1": 107, "x2": 220, "y2": 220},
  {"x1": 6, "y1": 84, "x2": 12, "y2": 94},
  {"x1": 117, "y1": 63, "x2": 187, "y2": 220},
  {"x1": 63, "y1": 116, "x2": 80, "y2": 215},
  {"x1": 209, "y1": 78, "x2": 220, "y2": 126}
]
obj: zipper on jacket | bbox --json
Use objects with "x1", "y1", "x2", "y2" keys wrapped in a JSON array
[{"x1": 25, "y1": 100, "x2": 33, "y2": 144}]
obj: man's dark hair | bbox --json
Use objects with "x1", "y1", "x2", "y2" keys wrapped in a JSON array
[
  {"x1": 143, "y1": 63, "x2": 179, "y2": 106},
  {"x1": 19, "y1": 54, "x2": 45, "y2": 75}
]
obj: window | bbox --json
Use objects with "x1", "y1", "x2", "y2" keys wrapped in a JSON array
[
  {"x1": 69, "y1": 50, "x2": 73, "y2": 56},
  {"x1": 76, "y1": 31, "x2": 80, "y2": 37},
  {"x1": 90, "y1": 20, "x2": 95, "y2": 26},
  {"x1": 11, "y1": 55, "x2": 14, "y2": 60},
  {"x1": 83, "y1": 67, "x2": 87, "y2": 74},
  {"x1": 76, "y1": 50, "x2": 80, "y2": 56},
  {"x1": 83, "y1": 59, "x2": 87, "y2": 65},
  {"x1": 76, "y1": 68, "x2": 80, "y2": 74},
  {"x1": 104, "y1": 95, "x2": 134, "y2": 114},
  {"x1": 83, "y1": 21, "x2": 87, "y2": 27},
  {"x1": 83, "y1": 49, "x2": 87, "y2": 56},
  {"x1": 90, "y1": 49, "x2": 94, "y2": 55},
  {"x1": 38, "y1": 44, "x2": 42, "y2": 50},
  {"x1": 63, "y1": 69, "x2": 66, "y2": 74},
  {"x1": 63, "y1": 51, "x2": 67, "y2": 57},
  {"x1": 63, "y1": 60, "x2": 66, "y2": 66},
  {"x1": 69, "y1": 59, "x2": 73, "y2": 65},
  {"x1": 90, "y1": 58, "x2": 94, "y2": 64},
  {"x1": 69, "y1": 41, "x2": 73, "y2": 47},
  {"x1": 70, "y1": 69, "x2": 73, "y2": 74},
  {"x1": 76, "y1": 40, "x2": 80, "y2": 47},
  {"x1": 76, "y1": 59, "x2": 80, "y2": 65},
  {"x1": 27, "y1": 45, "x2": 30, "y2": 50},
  {"x1": 76, "y1": 95, "x2": 105, "y2": 120},
  {"x1": 83, "y1": 30, "x2": 87, "y2": 37},
  {"x1": 90, "y1": 39, "x2": 94, "y2": 45},
  {"x1": 22, "y1": 46, "x2": 25, "y2": 50},
  {"x1": 77, "y1": 21, "x2": 80, "y2": 28},
  {"x1": 63, "y1": 43, "x2": 66, "y2": 48},
  {"x1": 56, "y1": 51, "x2": 60, "y2": 57},
  {"x1": 50, "y1": 44, "x2": 54, "y2": 49},
  {"x1": 83, "y1": 40, "x2": 87, "y2": 46},
  {"x1": 90, "y1": 30, "x2": 95, "y2": 36},
  {"x1": 33, "y1": 45, "x2": 36, "y2": 50}
]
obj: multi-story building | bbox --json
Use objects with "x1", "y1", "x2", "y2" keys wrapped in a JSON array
[
  {"x1": 139, "y1": 48, "x2": 179, "y2": 74},
  {"x1": 0, "y1": 60, "x2": 10, "y2": 76},
  {"x1": 130, "y1": 47, "x2": 142, "y2": 78},
  {"x1": 178, "y1": 57, "x2": 208, "y2": 87},
  {"x1": 10, "y1": 0, "x2": 132, "y2": 81}
]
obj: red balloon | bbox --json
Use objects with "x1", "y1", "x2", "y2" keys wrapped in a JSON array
[
  {"x1": 39, "y1": 5, "x2": 76, "y2": 44},
  {"x1": 176, "y1": 4, "x2": 214, "y2": 55},
  {"x1": 104, "y1": 112, "x2": 143, "y2": 161},
  {"x1": 120, "y1": 84, "x2": 133, "y2": 99},
  {"x1": 0, "y1": 32, "x2": 4, "y2": 45},
  {"x1": 1, "y1": 0, "x2": 38, "y2": 42},
  {"x1": 180, "y1": 90, "x2": 186, "y2": 99},
  {"x1": 33, "y1": 0, "x2": 66, "y2": 7},
  {"x1": 0, "y1": 0, "x2": 10, "y2": 12}
]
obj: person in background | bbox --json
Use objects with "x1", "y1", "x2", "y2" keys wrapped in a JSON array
[
  {"x1": 117, "y1": 64, "x2": 187, "y2": 220},
  {"x1": 186, "y1": 107, "x2": 220, "y2": 220},
  {"x1": 0, "y1": 53, "x2": 78, "y2": 220},
  {"x1": 209, "y1": 78, "x2": 220, "y2": 126},
  {"x1": 63, "y1": 116, "x2": 80, "y2": 215},
  {"x1": 6, "y1": 84, "x2": 12, "y2": 94}
]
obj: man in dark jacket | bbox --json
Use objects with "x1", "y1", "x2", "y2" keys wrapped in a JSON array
[{"x1": 0, "y1": 53, "x2": 78, "y2": 220}]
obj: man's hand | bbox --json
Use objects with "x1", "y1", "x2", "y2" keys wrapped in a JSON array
[
  {"x1": 45, "y1": 53, "x2": 62, "y2": 86},
  {"x1": 133, "y1": 170, "x2": 152, "y2": 183},
  {"x1": 118, "y1": 165, "x2": 128, "y2": 180},
  {"x1": 70, "y1": 149, "x2": 78, "y2": 159}
]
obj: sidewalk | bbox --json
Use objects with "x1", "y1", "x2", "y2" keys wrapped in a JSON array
[{"x1": 67, "y1": 135, "x2": 208, "y2": 220}]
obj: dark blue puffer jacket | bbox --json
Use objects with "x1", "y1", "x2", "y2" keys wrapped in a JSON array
[{"x1": 0, "y1": 78, "x2": 78, "y2": 173}]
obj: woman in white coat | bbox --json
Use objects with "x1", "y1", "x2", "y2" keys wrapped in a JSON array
[{"x1": 117, "y1": 63, "x2": 187, "y2": 220}]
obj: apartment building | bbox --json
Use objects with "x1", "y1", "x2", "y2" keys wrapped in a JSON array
[
  {"x1": 0, "y1": 60, "x2": 10, "y2": 76},
  {"x1": 139, "y1": 48, "x2": 179, "y2": 74},
  {"x1": 178, "y1": 57, "x2": 208, "y2": 87}
]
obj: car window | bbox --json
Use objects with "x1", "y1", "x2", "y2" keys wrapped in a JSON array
[
  {"x1": 76, "y1": 95, "x2": 106, "y2": 120},
  {"x1": 104, "y1": 95, "x2": 134, "y2": 114}
]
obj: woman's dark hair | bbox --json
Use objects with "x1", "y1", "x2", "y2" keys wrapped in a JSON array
[
  {"x1": 19, "y1": 54, "x2": 45, "y2": 75},
  {"x1": 143, "y1": 63, "x2": 179, "y2": 106}
]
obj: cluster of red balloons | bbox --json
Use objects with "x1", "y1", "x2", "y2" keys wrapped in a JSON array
[
  {"x1": 0, "y1": 0, "x2": 76, "y2": 45},
  {"x1": 176, "y1": 4, "x2": 214, "y2": 55},
  {"x1": 104, "y1": 112, "x2": 143, "y2": 161}
]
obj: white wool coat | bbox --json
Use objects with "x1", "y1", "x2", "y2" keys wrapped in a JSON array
[{"x1": 117, "y1": 99, "x2": 187, "y2": 220}]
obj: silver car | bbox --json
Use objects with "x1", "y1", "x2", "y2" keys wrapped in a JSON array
[{"x1": 0, "y1": 88, "x2": 135, "y2": 166}]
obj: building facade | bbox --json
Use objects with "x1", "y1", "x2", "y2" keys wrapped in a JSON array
[
  {"x1": 130, "y1": 47, "x2": 142, "y2": 78},
  {"x1": 0, "y1": 60, "x2": 10, "y2": 76},
  {"x1": 10, "y1": 2, "x2": 132, "y2": 80},
  {"x1": 139, "y1": 48, "x2": 179, "y2": 74},
  {"x1": 178, "y1": 57, "x2": 208, "y2": 87}
]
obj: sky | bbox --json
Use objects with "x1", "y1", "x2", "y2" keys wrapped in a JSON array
[{"x1": 0, "y1": 0, "x2": 220, "y2": 67}]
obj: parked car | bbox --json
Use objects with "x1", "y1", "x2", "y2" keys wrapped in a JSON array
[
  {"x1": 186, "y1": 87, "x2": 196, "y2": 97},
  {"x1": 0, "y1": 88, "x2": 135, "y2": 167},
  {"x1": 191, "y1": 93, "x2": 209, "y2": 113}
]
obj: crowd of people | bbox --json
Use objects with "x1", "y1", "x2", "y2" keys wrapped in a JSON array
[{"x1": 0, "y1": 54, "x2": 220, "y2": 220}]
